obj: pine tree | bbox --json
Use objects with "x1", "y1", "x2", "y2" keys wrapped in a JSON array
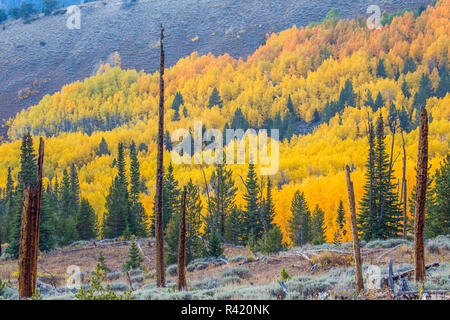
[
  {"x1": 359, "y1": 121, "x2": 376, "y2": 240},
  {"x1": 262, "y1": 177, "x2": 275, "y2": 227},
  {"x1": 376, "y1": 58, "x2": 387, "y2": 78},
  {"x1": 39, "y1": 190, "x2": 56, "y2": 252},
  {"x1": 70, "y1": 163, "x2": 80, "y2": 211},
  {"x1": 374, "y1": 114, "x2": 402, "y2": 238},
  {"x1": 427, "y1": 154, "x2": 449, "y2": 237},
  {"x1": 60, "y1": 168, "x2": 76, "y2": 218},
  {"x1": 311, "y1": 205, "x2": 326, "y2": 245},
  {"x1": 359, "y1": 114, "x2": 402, "y2": 240},
  {"x1": 436, "y1": 68, "x2": 449, "y2": 98},
  {"x1": 165, "y1": 210, "x2": 180, "y2": 265},
  {"x1": 333, "y1": 200, "x2": 347, "y2": 243},
  {"x1": 184, "y1": 180, "x2": 205, "y2": 264},
  {"x1": 262, "y1": 225, "x2": 284, "y2": 254},
  {"x1": 152, "y1": 163, "x2": 180, "y2": 235},
  {"x1": 98, "y1": 251, "x2": 110, "y2": 273},
  {"x1": 230, "y1": 108, "x2": 249, "y2": 131},
  {"x1": 288, "y1": 190, "x2": 311, "y2": 246},
  {"x1": 207, "y1": 229, "x2": 223, "y2": 257},
  {"x1": 172, "y1": 108, "x2": 180, "y2": 121},
  {"x1": 182, "y1": 106, "x2": 188, "y2": 118},
  {"x1": 208, "y1": 87, "x2": 223, "y2": 109},
  {"x1": 224, "y1": 207, "x2": 243, "y2": 245},
  {"x1": 76, "y1": 198, "x2": 97, "y2": 240},
  {"x1": 401, "y1": 79, "x2": 410, "y2": 98},
  {"x1": 312, "y1": 109, "x2": 320, "y2": 123},
  {"x1": 283, "y1": 111, "x2": 296, "y2": 141},
  {"x1": 103, "y1": 143, "x2": 131, "y2": 238},
  {"x1": 210, "y1": 163, "x2": 237, "y2": 236},
  {"x1": 286, "y1": 95, "x2": 295, "y2": 114},
  {"x1": 172, "y1": 92, "x2": 184, "y2": 112},
  {"x1": 129, "y1": 142, "x2": 146, "y2": 237},
  {"x1": 398, "y1": 106, "x2": 410, "y2": 133},
  {"x1": 412, "y1": 73, "x2": 433, "y2": 115},
  {"x1": 6, "y1": 133, "x2": 38, "y2": 257},
  {"x1": 402, "y1": 56, "x2": 416, "y2": 74},
  {"x1": 364, "y1": 91, "x2": 374, "y2": 109},
  {"x1": 242, "y1": 164, "x2": 262, "y2": 242},
  {"x1": 124, "y1": 241, "x2": 144, "y2": 271},
  {"x1": 163, "y1": 130, "x2": 173, "y2": 151},
  {"x1": 98, "y1": 137, "x2": 110, "y2": 156},
  {"x1": 373, "y1": 92, "x2": 384, "y2": 112}
]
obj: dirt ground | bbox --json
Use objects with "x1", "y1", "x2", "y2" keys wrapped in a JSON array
[{"x1": 1, "y1": 238, "x2": 448, "y2": 290}]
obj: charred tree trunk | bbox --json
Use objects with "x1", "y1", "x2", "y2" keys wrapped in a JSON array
[
  {"x1": 414, "y1": 107, "x2": 428, "y2": 283},
  {"x1": 155, "y1": 24, "x2": 166, "y2": 288},
  {"x1": 177, "y1": 187, "x2": 187, "y2": 291},
  {"x1": 18, "y1": 138, "x2": 44, "y2": 299},
  {"x1": 346, "y1": 165, "x2": 364, "y2": 293},
  {"x1": 401, "y1": 131, "x2": 407, "y2": 239}
]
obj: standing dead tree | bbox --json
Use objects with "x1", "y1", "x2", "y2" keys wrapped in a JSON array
[
  {"x1": 414, "y1": 107, "x2": 428, "y2": 282},
  {"x1": 155, "y1": 24, "x2": 166, "y2": 288},
  {"x1": 400, "y1": 130, "x2": 408, "y2": 239},
  {"x1": 345, "y1": 164, "x2": 364, "y2": 293},
  {"x1": 18, "y1": 138, "x2": 44, "y2": 299},
  {"x1": 177, "y1": 187, "x2": 187, "y2": 291}
]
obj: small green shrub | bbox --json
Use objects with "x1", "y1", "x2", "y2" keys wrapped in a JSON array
[
  {"x1": 166, "y1": 264, "x2": 178, "y2": 276},
  {"x1": 221, "y1": 267, "x2": 252, "y2": 279},
  {"x1": 222, "y1": 275, "x2": 241, "y2": 285},
  {"x1": 131, "y1": 275, "x2": 144, "y2": 284},
  {"x1": 228, "y1": 255, "x2": 246, "y2": 263},
  {"x1": 281, "y1": 267, "x2": 291, "y2": 281},
  {"x1": 189, "y1": 277, "x2": 221, "y2": 290}
]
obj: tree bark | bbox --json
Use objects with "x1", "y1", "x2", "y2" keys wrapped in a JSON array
[
  {"x1": 414, "y1": 107, "x2": 428, "y2": 283},
  {"x1": 345, "y1": 165, "x2": 364, "y2": 293},
  {"x1": 18, "y1": 138, "x2": 44, "y2": 299},
  {"x1": 155, "y1": 24, "x2": 166, "y2": 288},
  {"x1": 177, "y1": 187, "x2": 187, "y2": 291},
  {"x1": 401, "y1": 130, "x2": 407, "y2": 239}
]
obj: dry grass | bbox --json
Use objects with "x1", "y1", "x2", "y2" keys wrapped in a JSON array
[
  {"x1": 311, "y1": 251, "x2": 354, "y2": 268},
  {"x1": 1, "y1": 238, "x2": 449, "y2": 295}
]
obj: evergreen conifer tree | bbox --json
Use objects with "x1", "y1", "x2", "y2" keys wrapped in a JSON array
[
  {"x1": 288, "y1": 191, "x2": 311, "y2": 246},
  {"x1": 76, "y1": 198, "x2": 97, "y2": 240},
  {"x1": 242, "y1": 164, "x2": 262, "y2": 242},
  {"x1": 124, "y1": 241, "x2": 144, "y2": 271},
  {"x1": 311, "y1": 205, "x2": 326, "y2": 245},
  {"x1": 208, "y1": 87, "x2": 223, "y2": 109}
]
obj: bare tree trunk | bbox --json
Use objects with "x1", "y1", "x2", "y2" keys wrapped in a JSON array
[
  {"x1": 414, "y1": 107, "x2": 428, "y2": 283},
  {"x1": 345, "y1": 165, "x2": 364, "y2": 293},
  {"x1": 18, "y1": 138, "x2": 44, "y2": 299},
  {"x1": 155, "y1": 24, "x2": 166, "y2": 288},
  {"x1": 401, "y1": 131, "x2": 407, "y2": 239},
  {"x1": 178, "y1": 187, "x2": 187, "y2": 291}
]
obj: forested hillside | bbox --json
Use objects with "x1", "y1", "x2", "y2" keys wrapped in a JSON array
[
  {"x1": 0, "y1": 1, "x2": 448, "y2": 256},
  {"x1": 0, "y1": 0, "x2": 431, "y2": 131}
]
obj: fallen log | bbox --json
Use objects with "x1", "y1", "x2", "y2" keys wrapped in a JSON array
[
  {"x1": 377, "y1": 244, "x2": 404, "y2": 261},
  {"x1": 381, "y1": 262, "x2": 440, "y2": 288},
  {"x1": 135, "y1": 240, "x2": 151, "y2": 264}
]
